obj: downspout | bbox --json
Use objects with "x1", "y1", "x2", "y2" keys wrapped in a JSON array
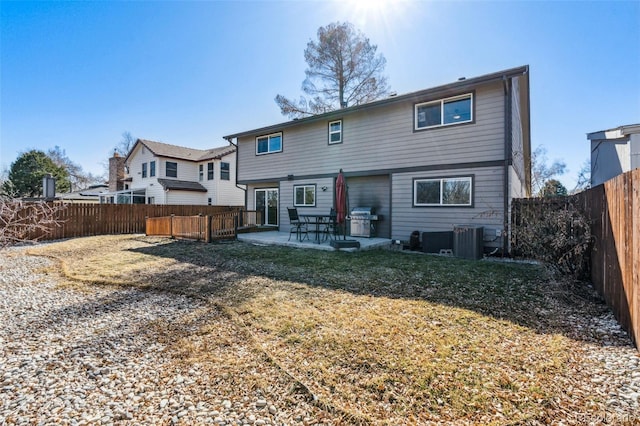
[
  {"x1": 502, "y1": 76, "x2": 512, "y2": 256},
  {"x1": 224, "y1": 136, "x2": 247, "y2": 205}
]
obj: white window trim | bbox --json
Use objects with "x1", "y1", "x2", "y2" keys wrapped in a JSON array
[
  {"x1": 329, "y1": 120, "x2": 342, "y2": 144},
  {"x1": 293, "y1": 184, "x2": 316, "y2": 207},
  {"x1": 198, "y1": 164, "x2": 204, "y2": 181},
  {"x1": 256, "y1": 132, "x2": 283, "y2": 155},
  {"x1": 414, "y1": 176, "x2": 473, "y2": 206},
  {"x1": 414, "y1": 93, "x2": 473, "y2": 130}
]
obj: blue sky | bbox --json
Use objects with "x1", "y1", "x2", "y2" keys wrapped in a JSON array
[{"x1": 1, "y1": 0, "x2": 639, "y2": 190}]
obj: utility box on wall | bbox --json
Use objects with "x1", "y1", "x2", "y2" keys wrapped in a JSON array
[{"x1": 453, "y1": 225, "x2": 484, "y2": 260}]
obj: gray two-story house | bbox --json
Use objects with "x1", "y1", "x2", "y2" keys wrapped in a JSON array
[{"x1": 224, "y1": 66, "x2": 531, "y2": 254}]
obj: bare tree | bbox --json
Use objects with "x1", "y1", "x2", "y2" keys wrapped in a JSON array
[
  {"x1": 114, "y1": 131, "x2": 136, "y2": 156},
  {"x1": 0, "y1": 197, "x2": 66, "y2": 249},
  {"x1": 572, "y1": 159, "x2": 591, "y2": 193},
  {"x1": 531, "y1": 146, "x2": 567, "y2": 196},
  {"x1": 275, "y1": 22, "x2": 390, "y2": 119},
  {"x1": 47, "y1": 146, "x2": 104, "y2": 191}
]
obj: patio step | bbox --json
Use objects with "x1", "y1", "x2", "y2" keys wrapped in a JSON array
[{"x1": 330, "y1": 240, "x2": 361, "y2": 250}]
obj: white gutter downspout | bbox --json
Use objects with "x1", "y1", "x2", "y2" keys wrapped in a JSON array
[{"x1": 224, "y1": 136, "x2": 247, "y2": 202}]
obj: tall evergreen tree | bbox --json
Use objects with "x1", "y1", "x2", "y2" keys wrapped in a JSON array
[
  {"x1": 539, "y1": 179, "x2": 568, "y2": 197},
  {"x1": 2, "y1": 150, "x2": 70, "y2": 197}
]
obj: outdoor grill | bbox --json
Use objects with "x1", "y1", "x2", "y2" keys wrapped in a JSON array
[{"x1": 349, "y1": 207, "x2": 379, "y2": 238}]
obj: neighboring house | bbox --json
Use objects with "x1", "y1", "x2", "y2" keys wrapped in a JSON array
[
  {"x1": 223, "y1": 65, "x2": 531, "y2": 254},
  {"x1": 101, "y1": 139, "x2": 244, "y2": 205},
  {"x1": 588, "y1": 124, "x2": 640, "y2": 187},
  {"x1": 58, "y1": 184, "x2": 109, "y2": 203}
]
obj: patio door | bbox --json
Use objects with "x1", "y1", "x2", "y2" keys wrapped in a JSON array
[{"x1": 255, "y1": 188, "x2": 278, "y2": 226}]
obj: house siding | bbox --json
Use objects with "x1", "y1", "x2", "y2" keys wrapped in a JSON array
[
  {"x1": 344, "y1": 175, "x2": 390, "y2": 238},
  {"x1": 279, "y1": 177, "x2": 334, "y2": 227},
  {"x1": 591, "y1": 139, "x2": 630, "y2": 187},
  {"x1": 511, "y1": 77, "x2": 524, "y2": 184},
  {"x1": 391, "y1": 166, "x2": 504, "y2": 248},
  {"x1": 199, "y1": 152, "x2": 244, "y2": 205},
  {"x1": 237, "y1": 82, "x2": 506, "y2": 183},
  {"x1": 166, "y1": 191, "x2": 206, "y2": 205},
  {"x1": 127, "y1": 144, "x2": 158, "y2": 189}
]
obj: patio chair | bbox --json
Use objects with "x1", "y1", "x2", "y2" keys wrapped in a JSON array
[
  {"x1": 322, "y1": 208, "x2": 339, "y2": 242},
  {"x1": 287, "y1": 207, "x2": 309, "y2": 242}
]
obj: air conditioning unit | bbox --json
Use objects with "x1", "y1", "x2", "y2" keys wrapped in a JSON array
[{"x1": 453, "y1": 225, "x2": 484, "y2": 260}]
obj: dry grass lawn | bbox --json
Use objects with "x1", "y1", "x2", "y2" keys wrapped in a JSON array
[{"x1": 24, "y1": 234, "x2": 634, "y2": 425}]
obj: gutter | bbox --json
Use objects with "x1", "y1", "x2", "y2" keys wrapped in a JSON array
[
  {"x1": 224, "y1": 65, "x2": 530, "y2": 140},
  {"x1": 502, "y1": 76, "x2": 512, "y2": 256},
  {"x1": 224, "y1": 137, "x2": 247, "y2": 205}
]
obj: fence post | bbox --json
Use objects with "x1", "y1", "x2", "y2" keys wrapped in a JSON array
[
  {"x1": 144, "y1": 216, "x2": 148, "y2": 236},
  {"x1": 170, "y1": 214, "x2": 175, "y2": 239},
  {"x1": 205, "y1": 215, "x2": 211, "y2": 243}
]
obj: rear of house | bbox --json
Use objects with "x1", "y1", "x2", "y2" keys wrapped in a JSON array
[
  {"x1": 224, "y1": 66, "x2": 531, "y2": 254},
  {"x1": 103, "y1": 139, "x2": 244, "y2": 206}
]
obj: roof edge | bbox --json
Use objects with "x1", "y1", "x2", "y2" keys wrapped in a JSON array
[
  {"x1": 587, "y1": 123, "x2": 640, "y2": 140},
  {"x1": 224, "y1": 65, "x2": 529, "y2": 140}
]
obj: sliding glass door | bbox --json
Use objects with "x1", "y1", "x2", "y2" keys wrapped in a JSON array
[{"x1": 255, "y1": 188, "x2": 278, "y2": 226}]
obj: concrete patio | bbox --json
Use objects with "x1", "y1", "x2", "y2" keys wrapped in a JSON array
[{"x1": 237, "y1": 230, "x2": 391, "y2": 251}]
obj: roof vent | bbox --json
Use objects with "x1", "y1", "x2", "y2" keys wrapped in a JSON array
[
  {"x1": 458, "y1": 77, "x2": 466, "y2": 81},
  {"x1": 389, "y1": 92, "x2": 397, "y2": 97}
]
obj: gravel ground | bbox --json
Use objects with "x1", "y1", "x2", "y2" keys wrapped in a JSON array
[
  {"x1": 1, "y1": 246, "x2": 639, "y2": 425},
  {"x1": 0, "y1": 249, "x2": 330, "y2": 425}
]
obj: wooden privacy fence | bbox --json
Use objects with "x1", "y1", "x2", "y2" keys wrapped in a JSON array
[
  {"x1": 22, "y1": 204, "x2": 241, "y2": 241},
  {"x1": 146, "y1": 210, "x2": 262, "y2": 241},
  {"x1": 512, "y1": 169, "x2": 639, "y2": 348}
]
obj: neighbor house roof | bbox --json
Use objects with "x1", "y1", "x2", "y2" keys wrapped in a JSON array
[
  {"x1": 587, "y1": 124, "x2": 640, "y2": 141},
  {"x1": 57, "y1": 184, "x2": 110, "y2": 201},
  {"x1": 157, "y1": 179, "x2": 207, "y2": 192},
  {"x1": 125, "y1": 139, "x2": 235, "y2": 163},
  {"x1": 223, "y1": 65, "x2": 529, "y2": 140}
]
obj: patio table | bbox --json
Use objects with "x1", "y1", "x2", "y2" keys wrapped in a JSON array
[{"x1": 299, "y1": 213, "x2": 331, "y2": 243}]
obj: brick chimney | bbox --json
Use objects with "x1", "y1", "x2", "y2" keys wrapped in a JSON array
[{"x1": 108, "y1": 152, "x2": 125, "y2": 192}]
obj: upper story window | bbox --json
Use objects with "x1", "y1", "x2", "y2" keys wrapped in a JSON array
[
  {"x1": 256, "y1": 132, "x2": 282, "y2": 155},
  {"x1": 150, "y1": 161, "x2": 156, "y2": 177},
  {"x1": 166, "y1": 161, "x2": 177, "y2": 178},
  {"x1": 220, "y1": 162, "x2": 230, "y2": 180},
  {"x1": 414, "y1": 176, "x2": 473, "y2": 207},
  {"x1": 207, "y1": 162, "x2": 214, "y2": 180},
  {"x1": 199, "y1": 164, "x2": 204, "y2": 181},
  {"x1": 415, "y1": 93, "x2": 473, "y2": 130},
  {"x1": 294, "y1": 184, "x2": 316, "y2": 207},
  {"x1": 329, "y1": 120, "x2": 342, "y2": 144},
  {"x1": 142, "y1": 163, "x2": 147, "y2": 178}
]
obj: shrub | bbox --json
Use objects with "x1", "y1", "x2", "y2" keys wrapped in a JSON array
[
  {"x1": 0, "y1": 197, "x2": 66, "y2": 249},
  {"x1": 511, "y1": 198, "x2": 592, "y2": 279}
]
